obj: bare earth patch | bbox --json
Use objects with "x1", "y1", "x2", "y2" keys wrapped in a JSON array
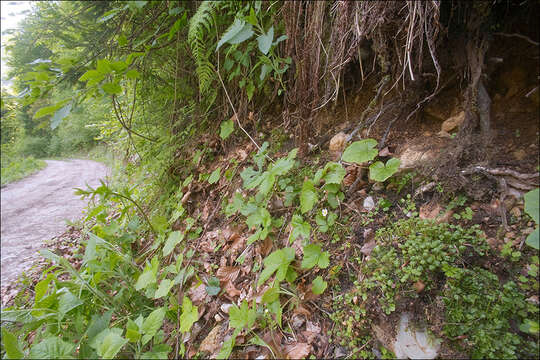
[{"x1": 0, "y1": 159, "x2": 108, "y2": 302}]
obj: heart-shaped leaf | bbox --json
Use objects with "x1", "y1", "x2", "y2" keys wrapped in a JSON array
[
  {"x1": 369, "y1": 158, "x2": 401, "y2": 182},
  {"x1": 342, "y1": 139, "x2": 378, "y2": 164}
]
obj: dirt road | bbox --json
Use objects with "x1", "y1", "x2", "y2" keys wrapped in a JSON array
[{"x1": 1, "y1": 159, "x2": 109, "y2": 293}]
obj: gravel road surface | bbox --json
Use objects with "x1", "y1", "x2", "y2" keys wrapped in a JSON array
[{"x1": 1, "y1": 159, "x2": 109, "y2": 293}]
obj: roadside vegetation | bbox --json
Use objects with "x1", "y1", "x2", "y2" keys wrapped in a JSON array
[{"x1": 1, "y1": 1, "x2": 538, "y2": 359}]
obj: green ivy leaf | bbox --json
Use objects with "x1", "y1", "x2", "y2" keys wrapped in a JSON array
[
  {"x1": 1, "y1": 328, "x2": 24, "y2": 359},
  {"x1": 96, "y1": 59, "x2": 112, "y2": 75},
  {"x1": 257, "y1": 26, "x2": 274, "y2": 55},
  {"x1": 300, "y1": 179, "x2": 318, "y2": 214},
  {"x1": 301, "y1": 244, "x2": 330, "y2": 269},
  {"x1": 154, "y1": 279, "x2": 174, "y2": 299},
  {"x1": 220, "y1": 118, "x2": 234, "y2": 139},
  {"x1": 257, "y1": 247, "x2": 295, "y2": 286},
  {"x1": 163, "y1": 231, "x2": 185, "y2": 257},
  {"x1": 524, "y1": 188, "x2": 539, "y2": 223},
  {"x1": 30, "y1": 337, "x2": 75, "y2": 359},
  {"x1": 208, "y1": 167, "x2": 221, "y2": 184},
  {"x1": 180, "y1": 296, "x2": 198, "y2": 333},
  {"x1": 311, "y1": 276, "x2": 327, "y2": 295},
  {"x1": 369, "y1": 158, "x2": 400, "y2": 182},
  {"x1": 141, "y1": 307, "x2": 166, "y2": 338},
  {"x1": 341, "y1": 139, "x2": 378, "y2": 164}
]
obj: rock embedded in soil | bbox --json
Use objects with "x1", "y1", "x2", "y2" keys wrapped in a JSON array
[
  {"x1": 393, "y1": 313, "x2": 441, "y2": 359},
  {"x1": 440, "y1": 111, "x2": 465, "y2": 133}
]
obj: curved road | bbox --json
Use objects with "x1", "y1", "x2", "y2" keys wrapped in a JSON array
[{"x1": 1, "y1": 159, "x2": 109, "y2": 293}]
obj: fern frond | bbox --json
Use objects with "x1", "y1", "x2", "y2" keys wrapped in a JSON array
[{"x1": 188, "y1": 2, "x2": 218, "y2": 95}]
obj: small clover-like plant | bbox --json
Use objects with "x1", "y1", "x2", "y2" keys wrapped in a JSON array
[{"x1": 524, "y1": 188, "x2": 539, "y2": 249}]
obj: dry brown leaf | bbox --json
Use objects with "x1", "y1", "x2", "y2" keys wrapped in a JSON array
[
  {"x1": 284, "y1": 343, "x2": 311, "y2": 359},
  {"x1": 360, "y1": 240, "x2": 376, "y2": 256},
  {"x1": 189, "y1": 283, "x2": 207, "y2": 305},
  {"x1": 260, "y1": 235, "x2": 273, "y2": 257},
  {"x1": 293, "y1": 304, "x2": 311, "y2": 317},
  {"x1": 224, "y1": 280, "x2": 241, "y2": 297},
  {"x1": 419, "y1": 202, "x2": 442, "y2": 220},
  {"x1": 217, "y1": 266, "x2": 240, "y2": 283},
  {"x1": 199, "y1": 325, "x2": 224, "y2": 354}
]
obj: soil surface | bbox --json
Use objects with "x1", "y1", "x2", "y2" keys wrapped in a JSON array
[{"x1": 0, "y1": 159, "x2": 108, "y2": 294}]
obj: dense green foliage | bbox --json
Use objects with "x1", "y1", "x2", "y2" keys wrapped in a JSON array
[{"x1": 1, "y1": 1, "x2": 538, "y2": 359}]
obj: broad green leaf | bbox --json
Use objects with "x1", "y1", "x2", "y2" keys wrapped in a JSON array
[
  {"x1": 126, "y1": 69, "x2": 140, "y2": 79},
  {"x1": 180, "y1": 296, "x2": 198, "y2": 333},
  {"x1": 34, "y1": 274, "x2": 53, "y2": 303},
  {"x1": 97, "y1": 332, "x2": 128, "y2": 359},
  {"x1": 342, "y1": 139, "x2": 378, "y2": 164},
  {"x1": 140, "y1": 344, "x2": 171, "y2": 359},
  {"x1": 268, "y1": 299, "x2": 283, "y2": 327},
  {"x1": 220, "y1": 118, "x2": 234, "y2": 139},
  {"x1": 208, "y1": 167, "x2": 221, "y2": 184},
  {"x1": 126, "y1": 319, "x2": 141, "y2": 342},
  {"x1": 141, "y1": 307, "x2": 166, "y2": 337},
  {"x1": 322, "y1": 162, "x2": 346, "y2": 184},
  {"x1": 87, "y1": 310, "x2": 113, "y2": 342},
  {"x1": 526, "y1": 228, "x2": 539, "y2": 250},
  {"x1": 260, "y1": 63, "x2": 271, "y2": 81},
  {"x1": 30, "y1": 337, "x2": 75, "y2": 359},
  {"x1": 227, "y1": 23, "x2": 253, "y2": 45},
  {"x1": 369, "y1": 158, "x2": 400, "y2": 182},
  {"x1": 300, "y1": 179, "x2": 318, "y2": 214},
  {"x1": 312, "y1": 276, "x2": 327, "y2": 295},
  {"x1": 206, "y1": 276, "x2": 221, "y2": 296},
  {"x1": 34, "y1": 104, "x2": 59, "y2": 119},
  {"x1": 246, "y1": 207, "x2": 271, "y2": 230},
  {"x1": 257, "y1": 171, "x2": 276, "y2": 196},
  {"x1": 229, "y1": 300, "x2": 256, "y2": 330},
  {"x1": 79, "y1": 69, "x2": 103, "y2": 82},
  {"x1": 1, "y1": 328, "x2": 24, "y2": 359},
  {"x1": 57, "y1": 288, "x2": 83, "y2": 317},
  {"x1": 270, "y1": 148, "x2": 298, "y2": 176},
  {"x1": 51, "y1": 103, "x2": 72, "y2": 129},
  {"x1": 118, "y1": 34, "x2": 127, "y2": 46},
  {"x1": 520, "y1": 319, "x2": 539, "y2": 335},
  {"x1": 96, "y1": 59, "x2": 112, "y2": 74},
  {"x1": 135, "y1": 257, "x2": 159, "y2": 291},
  {"x1": 290, "y1": 214, "x2": 311, "y2": 243},
  {"x1": 257, "y1": 247, "x2": 295, "y2": 286},
  {"x1": 257, "y1": 26, "x2": 274, "y2": 55},
  {"x1": 262, "y1": 286, "x2": 279, "y2": 304},
  {"x1": 217, "y1": 336, "x2": 235, "y2": 359},
  {"x1": 524, "y1": 188, "x2": 539, "y2": 223},
  {"x1": 102, "y1": 82, "x2": 122, "y2": 95},
  {"x1": 163, "y1": 231, "x2": 184, "y2": 257},
  {"x1": 301, "y1": 244, "x2": 330, "y2": 269},
  {"x1": 154, "y1": 279, "x2": 174, "y2": 299},
  {"x1": 168, "y1": 13, "x2": 187, "y2": 41},
  {"x1": 90, "y1": 328, "x2": 123, "y2": 350},
  {"x1": 217, "y1": 18, "x2": 246, "y2": 51},
  {"x1": 110, "y1": 61, "x2": 128, "y2": 72}
]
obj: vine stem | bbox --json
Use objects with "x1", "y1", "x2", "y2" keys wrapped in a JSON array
[{"x1": 215, "y1": 58, "x2": 273, "y2": 162}]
